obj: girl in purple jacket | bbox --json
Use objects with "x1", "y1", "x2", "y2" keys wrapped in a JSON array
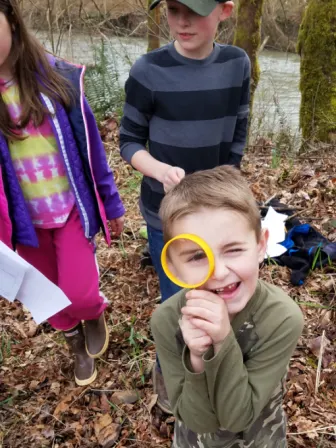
[{"x1": 0, "y1": 0, "x2": 125, "y2": 385}]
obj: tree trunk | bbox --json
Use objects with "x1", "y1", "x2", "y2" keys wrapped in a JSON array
[
  {"x1": 147, "y1": 0, "x2": 160, "y2": 53},
  {"x1": 233, "y1": 0, "x2": 265, "y2": 110},
  {"x1": 297, "y1": 0, "x2": 336, "y2": 144}
]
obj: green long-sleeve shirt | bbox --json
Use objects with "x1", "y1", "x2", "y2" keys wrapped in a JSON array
[{"x1": 151, "y1": 280, "x2": 304, "y2": 448}]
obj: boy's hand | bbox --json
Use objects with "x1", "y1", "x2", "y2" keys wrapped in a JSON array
[
  {"x1": 109, "y1": 216, "x2": 124, "y2": 238},
  {"x1": 162, "y1": 166, "x2": 185, "y2": 193},
  {"x1": 182, "y1": 290, "x2": 231, "y2": 346},
  {"x1": 179, "y1": 314, "x2": 212, "y2": 357}
]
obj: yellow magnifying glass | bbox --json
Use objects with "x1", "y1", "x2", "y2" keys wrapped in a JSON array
[{"x1": 161, "y1": 234, "x2": 215, "y2": 289}]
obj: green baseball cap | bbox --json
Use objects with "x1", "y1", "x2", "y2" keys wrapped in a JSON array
[{"x1": 150, "y1": 0, "x2": 230, "y2": 17}]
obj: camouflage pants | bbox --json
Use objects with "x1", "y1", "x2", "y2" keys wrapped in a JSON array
[{"x1": 173, "y1": 414, "x2": 287, "y2": 448}]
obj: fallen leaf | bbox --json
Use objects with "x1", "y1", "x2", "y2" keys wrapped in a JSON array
[
  {"x1": 26, "y1": 320, "x2": 38, "y2": 338},
  {"x1": 302, "y1": 168, "x2": 315, "y2": 177},
  {"x1": 295, "y1": 416, "x2": 319, "y2": 439},
  {"x1": 53, "y1": 392, "x2": 76, "y2": 418},
  {"x1": 307, "y1": 336, "x2": 330, "y2": 358},
  {"x1": 42, "y1": 428, "x2": 55, "y2": 439},
  {"x1": 94, "y1": 413, "x2": 113, "y2": 438},
  {"x1": 100, "y1": 393, "x2": 111, "y2": 413},
  {"x1": 320, "y1": 311, "x2": 332, "y2": 330},
  {"x1": 50, "y1": 382, "x2": 61, "y2": 396},
  {"x1": 13, "y1": 322, "x2": 27, "y2": 339},
  {"x1": 103, "y1": 117, "x2": 118, "y2": 132},
  {"x1": 297, "y1": 190, "x2": 310, "y2": 201},
  {"x1": 111, "y1": 390, "x2": 138, "y2": 405},
  {"x1": 98, "y1": 423, "x2": 121, "y2": 448},
  {"x1": 29, "y1": 380, "x2": 40, "y2": 390}
]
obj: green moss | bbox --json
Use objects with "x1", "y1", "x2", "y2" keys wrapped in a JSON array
[
  {"x1": 233, "y1": 0, "x2": 265, "y2": 110},
  {"x1": 147, "y1": 0, "x2": 160, "y2": 53},
  {"x1": 298, "y1": 0, "x2": 336, "y2": 143}
]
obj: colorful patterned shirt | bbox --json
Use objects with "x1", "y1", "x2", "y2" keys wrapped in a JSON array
[{"x1": 0, "y1": 79, "x2": 75, "y2": 228}]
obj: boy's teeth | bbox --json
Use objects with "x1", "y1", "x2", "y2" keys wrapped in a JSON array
[{"x1": 215, "y1": 283, "x2": 237, "y2": 293}]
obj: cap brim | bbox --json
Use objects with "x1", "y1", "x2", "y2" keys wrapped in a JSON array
[
  {"x1": 178, "y1": 0, "x2": 217, "y2": 16},
  {"x1": 149, "y1": 0, "x2": 162, "y2": 10},
  {"x1": 150, "y1": 0, "x2": 218, "y2": 16}
]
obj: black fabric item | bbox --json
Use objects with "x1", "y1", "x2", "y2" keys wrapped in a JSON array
[{"x1": 263, "y1": 200, "x2": 336, "y2": 286}]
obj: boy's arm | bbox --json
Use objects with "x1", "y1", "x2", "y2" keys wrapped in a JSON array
[
  {"x1": 130, "y1": 150, "x2": 171, "y2": 184},
  {"x1": 83, "y1": 98, "x2": 125, "y2": 219},
  {"x1": 203, "y1": 301, "x2": 304, "y2": 433},
  {"x1": 119, "y1": 59, "x2": 171, "y2": 182},
  {"x1": 227, "y1": 55, "x2": 251, "y2": 168},
  {"x1": 151, "y1": 303, "x2": 220, "y2": 433}
]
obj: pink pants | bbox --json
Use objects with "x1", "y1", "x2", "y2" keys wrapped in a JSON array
[{"x1": 17, "y1": 208, "x2": 107, "y2": 331}]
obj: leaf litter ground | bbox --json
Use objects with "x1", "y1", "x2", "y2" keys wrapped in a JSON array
[{"x1": 0, "y1": 122, "x2": 335, "y2": 447}]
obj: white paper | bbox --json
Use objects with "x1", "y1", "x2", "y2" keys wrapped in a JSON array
[
  {"x1": 0, "y1": 250, "x2": 27, "y2": 302},
  {"x1": 0, "y1": 242, "x2": 71, "y2": 324},
  {"x1": 261, "y1": 206, "x2": 288, "y2": 259}
]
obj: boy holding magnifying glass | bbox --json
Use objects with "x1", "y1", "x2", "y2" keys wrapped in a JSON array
[
  {"x1": 120, "y1": 0, "x2": 249, "y2": 411},
  {"x1": 151, "y1": 166, "x2": 304, "y2": 447}
]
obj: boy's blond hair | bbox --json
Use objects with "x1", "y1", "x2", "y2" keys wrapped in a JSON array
[{"x1": 159, "y1": 166, "x2": 261, "y2": 242}]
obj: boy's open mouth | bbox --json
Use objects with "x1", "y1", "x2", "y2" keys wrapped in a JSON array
[{"x1": 212, "y1": 282, "x2": 241, "y2": 295}]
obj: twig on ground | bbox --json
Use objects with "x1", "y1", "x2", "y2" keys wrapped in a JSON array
[
  {"x1": 288, "y1": 425, "x2": 336, "y2": 436},
  {"x1": 315, "y1": 330, "x2": 326, "y2": 394}
]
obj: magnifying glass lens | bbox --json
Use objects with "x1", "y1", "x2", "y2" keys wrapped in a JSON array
[{"x1": 165, "y1": 238, "x2": 210, "y2": 287}]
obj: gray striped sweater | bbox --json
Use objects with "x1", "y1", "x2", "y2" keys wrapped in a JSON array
[{"x1": 120, "y1": 41, "x2": 251, "y2": 229}]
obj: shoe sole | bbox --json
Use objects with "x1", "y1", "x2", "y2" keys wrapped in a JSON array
[
  {"x1": 75, "y1": 368, "x2": 98, "y2": 386},
  {"x1": 156, "y1": 398, "x2": 174, "y2": 415},
  {"x1": 85, "y1": 316, "x2": 109, "y2": 359}
]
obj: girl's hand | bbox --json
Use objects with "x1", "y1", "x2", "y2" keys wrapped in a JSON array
[
  {"x1": 109, "y1": 216, "x2": 124, "y2": 238},
  {"x1": 162, "y1": 166, "x2": 185, "y2": 193},
  {"x1": 182, "y1": 290, "x2": 231, "y2": 346}
]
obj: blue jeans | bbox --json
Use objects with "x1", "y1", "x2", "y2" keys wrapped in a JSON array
[{"x1": 147, "y1": 225, "x2": 181, "y2": 302}]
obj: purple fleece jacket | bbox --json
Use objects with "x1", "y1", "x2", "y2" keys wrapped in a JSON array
[{"x1": 0, "y1": 58, "x2": 124, "y2": 248}]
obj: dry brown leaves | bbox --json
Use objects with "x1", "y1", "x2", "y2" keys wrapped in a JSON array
[
  {"x1": 244, "y1": 144, "x2": 336, "y2": 447},
  {"x1": 0, "y1": 126, "x2": 335, "y2": 447}
]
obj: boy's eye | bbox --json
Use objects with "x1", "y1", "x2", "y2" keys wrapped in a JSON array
[
  {"x1": 187, "y1": 250, "x2": 207, "y2": 263},
  {"x1": 228, "y1": 248, "x2": 243, "y2": 254}
]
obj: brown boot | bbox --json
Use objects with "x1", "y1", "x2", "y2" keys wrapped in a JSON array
[
  {"x1": 152, "y1": 362, "x2": 173, "y2": 414},
  {"x1": 63, "y1": 323, "x2": 97, "y2": 386},
  {"x1": 84, "y1": 312, "x2": 109, "y2": 358}
]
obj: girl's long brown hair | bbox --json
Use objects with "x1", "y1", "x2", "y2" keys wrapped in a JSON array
[{"x1": 0, "y1": 0, "x2": 73, "y2": 140}]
